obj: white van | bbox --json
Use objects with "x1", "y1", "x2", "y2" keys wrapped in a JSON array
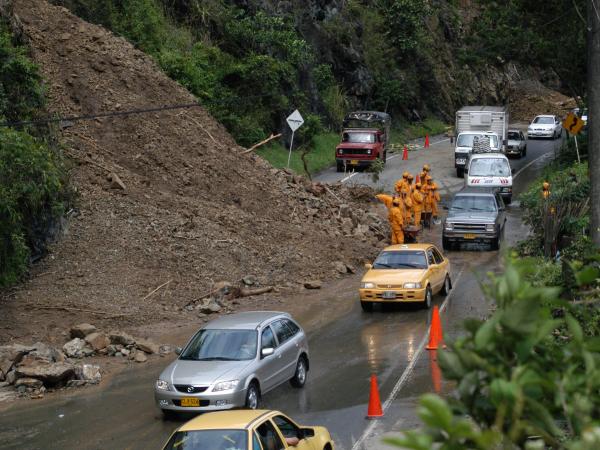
[
  {"x1": 454, "y1": 131, "x2": 501, "y2": 178},
  {"x1": 465, "y1": 153, "x2": 513, "y2": 204}
]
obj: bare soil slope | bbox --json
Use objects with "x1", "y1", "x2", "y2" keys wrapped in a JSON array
[{"x1": 0, "y1": 0, "x2": 383, "y2": 344}]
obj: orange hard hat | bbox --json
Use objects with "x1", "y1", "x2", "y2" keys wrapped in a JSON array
[
  {"x1": 407, "y1": 173, "x2": 414, "y2": 180},
  {"x1": 423, "y1": 164, "x2": 430, "y2": 171},
  {"x1": 415, "y1": 182, "x2": 422, "y2": 188},
  {"x1": 543, "y1": 181, "x2": 550, "y2": 189},
  {"x1": 402, "y1": 171, "x2": 409, "y2": 178}
]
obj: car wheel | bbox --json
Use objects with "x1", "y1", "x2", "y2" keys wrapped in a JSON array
[
  {"x1": 442, "y1": 236, "x2": 451, "y2": 251},
  {"x1": 383, "y1": 150, "x2": 387, "y2": 163},
  {"x1": 441, "y1": 275, "x2": 452, "y2": 296},
  {"x1": 523, "y1": 145, "x2": 527, "y2": 157},
  {"x1": 290, "y1": 357, "x2": 308, "y2": 388},
  {"x1": 245, "y1": 382, "x2": 261, "y2": 410},
  {"x1": 336, "y1": 161, "x2": 344, "y2": 173},
  {"x1": 161, "y1": 409, "x2": 178, "y2": 421},
  {"x1": 504, "y1": 195, "x2": 512, "y2": 205},
  {"x1": 456, "y1": 167, "x2": 464, "y2": 178},
  {"x1": 423, "y1": 286, "x2": 432, "y2": 309},
  {"x1": 491, "y1": 235, "x2": 500, "y2": 251},
  {"x1": 361, "y1": 301, "x2": 374, "y2": 312}
]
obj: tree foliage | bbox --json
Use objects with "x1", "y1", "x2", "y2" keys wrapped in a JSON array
[
  {"x1": 388, "y1": 261, "x2": 600, "y2": 449},
  {"x1": 0, "y1": 22, "x2": 67, "y2": 287}
]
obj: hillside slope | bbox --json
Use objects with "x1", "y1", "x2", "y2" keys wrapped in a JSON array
[{"x1": 0, "y1": 0, "x2": 382, "y2": 343}]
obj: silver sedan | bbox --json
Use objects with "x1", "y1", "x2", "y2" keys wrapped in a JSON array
[{"x1": 155, "y1": 311, "x2": 309, "y2": 417}]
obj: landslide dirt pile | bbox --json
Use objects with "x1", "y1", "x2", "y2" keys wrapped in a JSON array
[
  {"x1": 0, "y1": 0, "x2": 384, "y2": 344},
  {"x1": 510, "y1": 79, "x2": 577, "y2": 122}
]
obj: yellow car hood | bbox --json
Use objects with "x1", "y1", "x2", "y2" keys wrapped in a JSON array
[{"x1": 362, "y1": 269, "x2": 427, "y2": 284}]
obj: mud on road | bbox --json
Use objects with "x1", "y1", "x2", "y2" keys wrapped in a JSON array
[{"x1": 0, "y1": 136, "x2": 561, "y2": 449}]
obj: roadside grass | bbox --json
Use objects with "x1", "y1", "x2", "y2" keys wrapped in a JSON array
[
  {"x1": 256, "y1": 118, "x2": 449, "y2": 176},
  {"x1": 256, "y1": 132, "x2": 339, "y2": 177},
  {"x1": 390, "y1": 118, "x2": 449, "y2": 145}
]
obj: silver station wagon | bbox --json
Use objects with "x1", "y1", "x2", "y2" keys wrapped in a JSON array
[{"x1": 155, "y1": 311, "x2": 309, "y2": 417}]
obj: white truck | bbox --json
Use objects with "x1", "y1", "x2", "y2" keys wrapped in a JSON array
[{"x1": 454, "y1": 106, "x2": 509, "y2": 177}]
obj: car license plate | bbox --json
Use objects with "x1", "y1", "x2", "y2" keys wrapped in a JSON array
[
  {"x1": 180, "y1": 397, "x2": 200, "y2": 407},
  {"x1": 382, "y1": 291, "x2": 396, "y2": 299},
  {"x1": 456, "y1": 158, "x2": 466, "y2": 165},
  {"x1": 350, "y1": 159, "x2": 358, "y2": 165},
  {"x1": 464, "y1": 233, "x2": 476, "y2": 239}
]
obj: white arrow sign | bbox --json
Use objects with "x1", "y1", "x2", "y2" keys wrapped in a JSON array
[{"x1": 286, "y1": 109, "x2": 304, "y2": 132}]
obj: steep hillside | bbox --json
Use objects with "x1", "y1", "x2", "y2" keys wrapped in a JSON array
[
  {"x1": 0, "y1": 0, "x2": 382, "y2": 343},
  {"x1": 48, "y1": 0, "x2": 586, "y2": 146}
]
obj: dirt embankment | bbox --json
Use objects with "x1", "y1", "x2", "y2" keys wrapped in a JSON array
[
  {"x1": 0, "y1": 0, "x2": 385, "y2": 346},
  {"x1": 509, "y1": 79, "x2": 577, "y2": 122}
]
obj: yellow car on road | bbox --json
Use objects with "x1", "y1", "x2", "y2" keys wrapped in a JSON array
[
  {"x1": 359, "y1": 243, "x2": 452, "y2": 311},
  {"x1": 162, "y1": 409, "x2": 334, "y2": 450}
]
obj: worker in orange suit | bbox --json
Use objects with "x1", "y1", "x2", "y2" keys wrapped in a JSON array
[
  {"x1": 411, "y1": 183, "x2": 424, "y2": 227},
  {"x1": 406, "y1": 173, "x2": 414, "y2": 194},
  {"x1": 419, "y1": 164, "x2": 431, "y2": 183},
  {"x1": 422, "y1": 176, "x2": 432, "y2": 215},
  {"x1": 389, "y1": 198, "x2": 405, "y2": 244},
  {"x1": 395, "y1": 172, "x2": 410, "y2": 195},
  {"x1": 401, "y1": 188, "x2": 413, "y2": 224},
  {"x1": 542, "y1": 181, "x2": 550, "y2": 199},
  {"x1": 427, "y1": 177, "x2": 441, "y2": 220},
  {"x1": 375, "y1": 193, "x2": 394, "y2": 210}
]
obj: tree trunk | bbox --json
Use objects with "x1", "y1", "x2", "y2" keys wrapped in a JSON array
[{"x1": 589, "y1": 0, "x2": 600, "y2": 246}]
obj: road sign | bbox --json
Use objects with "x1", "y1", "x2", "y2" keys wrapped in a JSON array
[
  {"x1": 563, "y1": 112, "x2": 585, "y2": 135},
  {"x1": 286, "y1": 110, "x2": 304, "y2": 132},
  {"x1": 286, "y1": 110, "x2": 304, "y2": 168}
]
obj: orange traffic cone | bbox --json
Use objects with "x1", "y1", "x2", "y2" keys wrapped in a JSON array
[
  {"x1": 366, "y1": 374, "x2": 384, "y2": 419},
  {"x1": 402, "y1": 145, "x2": 408, "y2": 160},
  {"x1": 424, "y1": 135, "x2": 430, "y2": 148},
  {"x1": 426, "y1": 305, "x2": 444, "y2": 350},
  {"x1": 429, "y1": 351, "x2": 442, "y2": 394}
]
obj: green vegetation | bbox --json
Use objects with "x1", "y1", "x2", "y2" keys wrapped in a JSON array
[
  {"x1": 388, "y1": 258, "x2": 600, "y2": 449},
  {"x1": 0, "y1": 22, "x2": 67, "y2": 287},
  {"x1": 257, "y1": 133, "x2": 338, "y2": 176},
  {"x1": 390, "y1": 118, "x2": 449, "y2": 146}
]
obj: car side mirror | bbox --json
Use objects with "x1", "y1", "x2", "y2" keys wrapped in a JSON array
[
  {"x1": 174, "y1": 347, "x2": 182, "y2": 356},
  {"x1": 261, "y1": 348, "x2": 274, "y2": 358},
  {"x1": 301, "y1": 428, "x2": 315, "y2": 439},
  {"x1": 364, "y1": 263, "x2": 373, "y2": 270}
]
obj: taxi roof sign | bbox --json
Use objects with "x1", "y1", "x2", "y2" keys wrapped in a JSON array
[{"x1": 563, "y1": 112, "x2": 585, "y2": 135}]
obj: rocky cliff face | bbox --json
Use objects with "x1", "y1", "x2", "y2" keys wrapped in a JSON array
[{"x1": 230, "y1": 0, "x2": 550, "y2": 120}]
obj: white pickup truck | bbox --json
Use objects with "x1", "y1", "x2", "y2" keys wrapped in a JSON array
[{"x1": 454, "y1": 131, "x2": 500, "y2": 177}]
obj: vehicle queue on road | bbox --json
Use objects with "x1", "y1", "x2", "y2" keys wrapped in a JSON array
[{"x1": 157, "y1": 107, "x2": 579, "y2": 449}]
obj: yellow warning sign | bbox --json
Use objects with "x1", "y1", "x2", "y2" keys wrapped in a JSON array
[{"x1": 563, "y1": 112, "x2": 585, "y2": 135}]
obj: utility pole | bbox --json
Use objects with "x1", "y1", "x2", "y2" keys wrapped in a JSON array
[{"x1": 589, "y1": 0, "x2": 600, "y2": 246}]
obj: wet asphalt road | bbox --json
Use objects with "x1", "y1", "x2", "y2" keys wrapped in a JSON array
[{"x1": 0, "y1": 135, "x2": 562, "y2": 449}]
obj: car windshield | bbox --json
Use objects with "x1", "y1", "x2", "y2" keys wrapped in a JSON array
[
  {"x1": 343, "y1": 132, "x2": 375, "y2": 143},
  {"x1": 469, "y1": 158, "x2": 511, "y2": 177},
  {"x1": 180, "y1": 329, "x2": 257, "y2": 361},
  {"x1": 507, "y1": 131, "x2": 521, "y2": 140},
  {"x1": 457, "y1": 134, "x2": 498, "y2": 148},
  {"x1": 450, "y1": 195, "x2": 497, "y2": 212},
  {"x1": 533, "y1": 117, "x2": 554, "y2": 124},
  {"x1": 163, "y1": 430, "x2": 247, "y2": 450},
  {"x1": 373, "y1": 250, "x2": 428, "y2": 269}
]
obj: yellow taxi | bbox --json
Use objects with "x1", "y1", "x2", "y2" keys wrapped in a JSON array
[
  {"x1": 359, "y1": 243, "x2": 451, "y2": 311},
  {"x1": 161, "y1": 409, "x2": 334, "y2": 450}
]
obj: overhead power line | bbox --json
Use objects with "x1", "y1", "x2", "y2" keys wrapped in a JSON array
[{"x1": 0, "y1": 93, "x2": 278, "y2": 128}]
